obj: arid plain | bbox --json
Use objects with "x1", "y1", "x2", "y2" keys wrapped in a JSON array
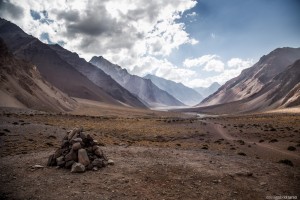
[{"x1": 0, "y1": 100, "x2": 299, "y2": 200}]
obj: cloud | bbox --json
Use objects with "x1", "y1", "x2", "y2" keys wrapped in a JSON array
[
  {"x1": 183, "y1": 54, "x2": 224, "y2": 72},
  {"x1": 186, "y1": 11, "x2": 197, "y2": 17},
  {"x1": 184, "y1": 57, "x2": 254, "y2": 88},
  {"x1": 0, "y1": 0, "x2": 24, "y2": 19},
  {"x1": 183, "y1": 55, "x2": 218, "y2": 68},
  {"x1": 203, "y1": 59, "x2": 224, "y2": 72},
  {"x1": 227, "y1": 58, "x2": 254, "y2": 68}
]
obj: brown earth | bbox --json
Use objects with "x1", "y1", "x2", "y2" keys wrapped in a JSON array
[{"x1": 0, "y1": 106, "x2": 299, "y2": 199}]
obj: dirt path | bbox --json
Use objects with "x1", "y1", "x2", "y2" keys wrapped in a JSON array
[{"x1": 204, "y1": 120, "x2": 300, "y2": 164}]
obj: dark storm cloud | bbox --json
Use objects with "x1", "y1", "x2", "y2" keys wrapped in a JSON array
[
  {"x1": 67, "y1": 16, "x2": 122, "y2": 37},
  {"x1": 56, "y1": 10, "x2": 79, "y2": 22},
  {"x1": 58, "y1": 1, "x2": 140, "y2": 53},
  {"x1": 0, "y1": 0, "x2": 24, "y2": 19}
]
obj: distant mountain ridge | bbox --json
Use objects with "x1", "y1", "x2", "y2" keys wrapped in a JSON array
[
  {"x1": 144, "y1": 74, "x2": 203, "y2": 106},
  {"x1": 193, "y1": 82, "x2": 221, "y2": 99},
  {"x1": 90, "y1": 56, "x2": 184, "y2": 107}
]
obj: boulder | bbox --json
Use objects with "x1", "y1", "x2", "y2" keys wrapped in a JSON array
[
  {"x1": 71, "y1": 162, "x2": 85, "y2": 173},
  {"x1": 78, "y1": 149, "x2": 90, "y2": 166}
]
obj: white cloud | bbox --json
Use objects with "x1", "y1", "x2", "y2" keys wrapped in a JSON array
[
  {"x1": 203, "y1": 59, "x2": 224, "y2": 72},
  {"x1": 186, "y1": 11, "x2": 197, "y2": 17},
  {"x1": 184, "y1": 57, "x2": 254, "y2": 88},
  {"x1": 227, "y1": 58, "x2": 254, "y2": 68},
  {"x1": 183, "y1": 55, "x2": 218, "y2": 68},
  {"x1": 183, "y1": 54, "x2": 224, "y2": 72},
  {"x1": 130, "y1": 56, "x2": 197, "y2": 83}
]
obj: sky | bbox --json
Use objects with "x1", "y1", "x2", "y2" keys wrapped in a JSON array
[{"x1": 0, "y1": 0, "x2": 299, "y2": 88}]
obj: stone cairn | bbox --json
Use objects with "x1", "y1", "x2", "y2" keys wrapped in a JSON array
[{"x1": 47, "y1": 127, "x2": 114, "y2": 173}]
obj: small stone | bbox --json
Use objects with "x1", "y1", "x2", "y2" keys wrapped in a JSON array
[
  {"x1": 56, "y1": 156, "x2": 65, "y2": 167},
  {"x1": 79, "y1": 132, "x2": 87, "y2": 140},
  {"x1": 68, "y1": 130, "x2": 76, "y2": 141},
  {"x1": 93, "y1": 140, "x2": 99, "y2": 145},
  {"x1": 47, "y1": 154, "x2": 56, "y2": 166},
  {"x1": 65, "y1": 160, "x2": 75, "y2": 169},
  {"x1": 32, "y1": 165, "x2": 44, "y2": 169},
  {"x1": 92, "y1": 158, "x2": 104, "y2": 168},
  {"x1": 94, "y1": 147, "x2": 103, "y2": 158},
  {"x1": 212, "y1": 179, "x2": 221, "y2": 183},
  {"x1": 71, "y1": 162, "x2": 85, "y2": 173},
  {"x1": 65, "y1": 149, "x2": 78, "y2": 162},
  {"x1": 92, "y1": 167, "x2": 98, "y2": 171},
  {"x1": 72, "y1": 142, "x2": 81, "y2": 151},
  {"x1": 86, "y1": 163, "x2": 93, "y2": 171},
  {"x1": 260, "y1": 182, "x2": 267, "y2": 186},
  {"x1": 78, "y1": 149, "x2": 90, "y2": 166},
  {"x1": 107, "y1": 159, "x2": 114, "y2": 166},
  {"x1": 235, "y1": 171, "x2": 253, "y2": 177}
]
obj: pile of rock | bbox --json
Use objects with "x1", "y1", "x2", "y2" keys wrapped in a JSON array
[{"x1": 47, "y1": 127, "x2": 113, "y2": 173}]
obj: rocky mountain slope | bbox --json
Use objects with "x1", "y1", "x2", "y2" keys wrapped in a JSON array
[
  {"x1": 194, "y1": 82, "x2": 221, "y2": 99},
  {"x1": 49, "y1": 44, "x2": 147, "y2": 109},
  {"x1": 0, "y1": 39, "x2": 77, "y2": 112},
  {"x1": 0, "y1": 18, "x2": 146, "y2": 108},
  {"x1": 182, "y1": 58, "x2": 300, "y2": 114},
  {"x1": 90, "y1": 56, "x2": 184, "y2": 107},
  {"x1": 199, "y1": 47, "x2": 300, "y2": 107},
  {"x1": 144, "y1": 74, "x2": 203, "y2": 106}
]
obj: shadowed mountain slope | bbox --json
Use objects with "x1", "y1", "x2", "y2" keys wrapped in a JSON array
[
  {"x1": 0, "y1": 39, "x2": 77, "y2": 112},
  {"x1": 90, "y1": 56, "x2": 184, "y2": 107}
]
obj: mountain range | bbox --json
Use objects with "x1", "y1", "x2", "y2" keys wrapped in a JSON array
[
  {"x1": 144, "y1": 74, "x2": 203, "y2": 106},
  {"x1": 90, "y1": 56, "x2": 184, "y2": 107},
  {"x1": 0, "y1": 18, "x2": 146, "y2": 108},
  {"x1": 0, "y1": 17, "x2": 299, "y2": 114}
]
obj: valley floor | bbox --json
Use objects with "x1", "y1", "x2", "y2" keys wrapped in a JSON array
[{"x1": 0, "y1": 106, "x2": 299, "y2": 199}]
